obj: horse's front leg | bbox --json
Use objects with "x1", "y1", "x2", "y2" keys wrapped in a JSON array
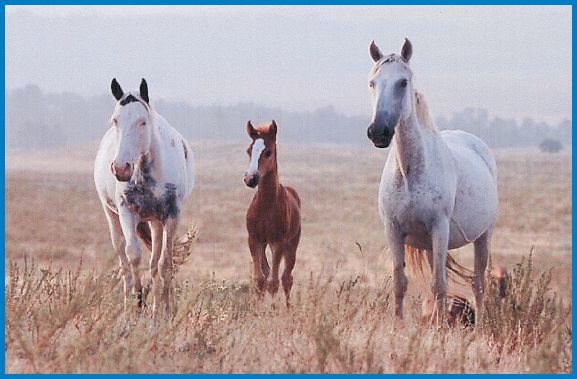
[
  {"x1": 248, "y1": 235, "x2": 267, "y2": 296},
  {"x1": 147, "y1": 221, "x2": 164, "y2": 310},
  {"x1": 281, "y1": 227, "x2": 300, "y2": 307},
  {"x1": 102, "y1": 205, "x2": 131, "y2": 308},
  {"x1": 430, "y1": 217, "x2": 450, "y2": 325},
  {"x1": 118, "y1": 209, "x2": 143, "y2": 309},
  {"x1": 385, "y1": 220, "x2": 407, "y2": 318},
  {"x1": 267, "y1": 242, "x2": 284, "y2": 296},
  {"x1": 472, "y1": 227, "x2": 491, "y2": 324},
  {"x1": 155, "y1": 216, "x2": 178, "y2": 317}
]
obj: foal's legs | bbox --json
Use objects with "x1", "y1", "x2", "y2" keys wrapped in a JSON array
[
  {"x1": 385, "y1": 220, "x2": 408, "y2": 317},
  {"x1": 267, "y1": 242, "x2": 283, "y2": 296},
  {"x1": 248, "y1": 235, "x2": 268, "y2": 295},
  {"x1": 472, "y1": 227, "x2": 491, "y2": 323},
  {"x1": 281, "y1": 228, "x2": 300, "y2": 307}
]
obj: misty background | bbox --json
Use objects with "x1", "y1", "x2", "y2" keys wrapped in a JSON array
[{"x1": 5, "y1": 5, "x2": 572, "y2": 151}]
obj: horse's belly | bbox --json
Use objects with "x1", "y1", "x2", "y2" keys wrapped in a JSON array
[{"x1": 379, "y1": 170, "x2": 496, "y2": 250}]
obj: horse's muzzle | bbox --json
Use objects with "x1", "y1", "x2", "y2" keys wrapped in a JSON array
[
  {"x1": 111, "y1": 162, "x2": 133, "y2": 182},
  {"x1": 367, "y1": 123, "x2": 393, "y2": 148},
  {"x1": 244, "y1": 172, "x2": 260, "y2": 188}
]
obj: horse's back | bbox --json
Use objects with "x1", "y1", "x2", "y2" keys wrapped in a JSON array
[
  {"x1": 441, "y1": 130, "x2": 497, "y2": 181},
  {"x1": 441, "y1": 130, "x2": 498, "y2": 245}
]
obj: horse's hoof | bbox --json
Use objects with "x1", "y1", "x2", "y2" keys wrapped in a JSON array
[{"x1": 267, "y1": 279, "x2": 280, "y2": 295}]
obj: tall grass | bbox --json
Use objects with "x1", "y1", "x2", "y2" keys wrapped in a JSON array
[
  {"x1": 5, "y1": 250, "x2": 572, "y2": 374},
  {"x1": 480, "y1": 251, "x2": 572, "y2": 373}
]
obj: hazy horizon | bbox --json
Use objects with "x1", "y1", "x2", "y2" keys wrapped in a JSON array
[{"x1": 5, "y1": 5, "x2": 572, "y2": 124}]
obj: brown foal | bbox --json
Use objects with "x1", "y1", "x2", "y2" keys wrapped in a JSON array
[{"x1": 244, "y1": 120, "x2": 301, "y2": 306}]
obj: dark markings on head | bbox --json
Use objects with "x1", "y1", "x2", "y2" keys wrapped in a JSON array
[{"x1": 120, "y1": 94, "x2": 142, "y2": 106}]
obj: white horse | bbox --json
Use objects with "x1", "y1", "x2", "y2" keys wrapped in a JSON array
[
  {"x1": 94, "y1": 78, "x2": 194, "y2": 315},
  {"x1": 367, "y1": 39, "x2": 498, "y2": 322}
]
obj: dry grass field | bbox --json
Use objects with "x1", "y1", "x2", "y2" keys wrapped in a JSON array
[{"x1": 4, "y1": 139, "x2": 572, "y2": 373}]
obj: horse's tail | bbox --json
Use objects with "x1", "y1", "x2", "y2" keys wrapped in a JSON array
[
  {"x1": 173, "y1": 222, "x2": 199, "y2": 267},
  {"x1": 405, "y1": 245, "x2": 473, "y2": 283},
  {"x1": 136, "y1": 221, "x2": 199, "y2": 255},
  {"x1": 137, "y1": 222, "x2": 152, "y2": 250}
]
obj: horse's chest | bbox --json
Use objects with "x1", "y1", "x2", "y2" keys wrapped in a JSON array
[
  {"x1": 120, "y1": 181, "x2": 179, "y2": 222},
  {"x1": 380, "y1": 179, "x2": 448, "y2": 233},
  {"x1": 247, "y1": 202, "x2": 291, "y2": 243}
]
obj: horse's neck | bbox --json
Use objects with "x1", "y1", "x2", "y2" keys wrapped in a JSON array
[
  {"x1": 392, "y1": 109, "x2": 434, "y2": 177},
  {"x1": 257, "y1": 166, "x2": 281, "y2": 205},
  {"x1": 139, "y1": 112, "x2": 165, "y2": 181}
]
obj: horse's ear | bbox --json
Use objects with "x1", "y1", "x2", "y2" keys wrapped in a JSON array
[
  {"x1": 401, "y1": 38, "x2": 413, "y2": 63},
  {"x1": 111, "y1": 78, "x2": 124, "y2": 101},
  {"x1": 370, "y1": 41, "x2": 383, "y2": 62},
  {"x1": 140, "y1": 78, "x2": 149, "y2": 104},
  {"x1": 270, "y1": 120, "x2": 277, "y2": 137},
  {"x1": 247, "y1": 120, "x2": 258, "y2": 138}
]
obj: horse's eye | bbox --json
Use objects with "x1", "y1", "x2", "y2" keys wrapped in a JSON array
[
  {"x1": 399, "y1": 79, "x2": 408, "y2": 88},
  {"x1": 112, "y1": 118, "x2": 118, "y2": 125},
  {"x1": 264, "y1": 150, "x2": 272, "y2": 158},
  {"x1": 369, "y1": 81, "x2": 375, "y2": 89}
]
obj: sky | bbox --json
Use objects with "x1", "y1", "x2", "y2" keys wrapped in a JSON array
[{"x1": 4, "y1": 5, "x2": 573, "y2": 124}]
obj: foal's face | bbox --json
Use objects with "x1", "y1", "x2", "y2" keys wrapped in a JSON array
[
  {"x1": 109, "y1": 78, "x2": 152, "y2": 182},
  {"x1": 367, "y1": 39, "x2": 414, "y2": 148},
  {"x1": 244, "y1": 121, "x2": 277, "y2": 188}
]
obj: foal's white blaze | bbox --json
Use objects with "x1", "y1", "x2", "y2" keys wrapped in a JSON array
[{"x1": 247, "y1": 138, "x2": 265, "y2": 174}]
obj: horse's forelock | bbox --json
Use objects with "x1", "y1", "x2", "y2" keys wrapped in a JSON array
[
  {"x1": 118, "y1": 92, "x2": 150, "y2": 111},
  {"x1": 252, "y1": 123, "x2": 277, "y2": 140},
  {"x1": 371, "y1": 54, "x2": 409, "y2": 76}
]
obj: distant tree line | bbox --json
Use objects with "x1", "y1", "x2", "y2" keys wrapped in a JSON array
[
  {"x1": 435, "y1": 108, "x2": 572, "y2": 150},
  {"x1": 5, "y1": 85, "x2": 572, "y2": 151}
]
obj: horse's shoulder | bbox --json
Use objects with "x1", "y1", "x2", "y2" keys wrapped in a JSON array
[{"x1": 282, "y1": 185, "x2": 301, "y2": 207}]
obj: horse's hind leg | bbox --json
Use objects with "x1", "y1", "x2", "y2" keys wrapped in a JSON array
[
  {"x1": 281, "y1": 228, "x2": 300, "y2": 307},
  {"x1": 472, "y1": 227, "x2": 491, "y2": 322}
]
